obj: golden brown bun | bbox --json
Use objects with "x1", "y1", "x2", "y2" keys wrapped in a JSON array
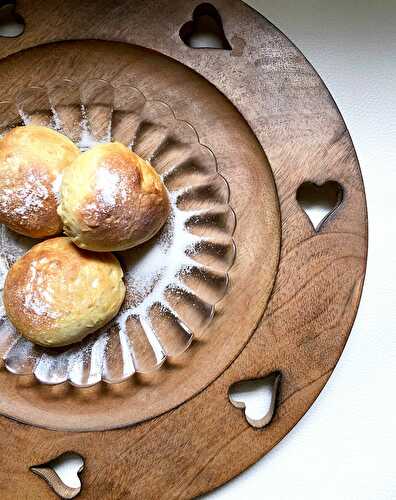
[
  {"x1": 0, "y1": 125, "x2": 80, "y2": 238},
  {"x1": 58, "y1": 142, "x2": 170, "y2": 252},
  {"x1": 3, "y1": 237, "x2": 125, "y2": 347}
]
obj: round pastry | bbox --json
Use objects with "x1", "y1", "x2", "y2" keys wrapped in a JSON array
[
  {"x1": 3, "y1": 237, "x2": 125, "y2": 347},
  {"x1": 0, "y1": 125, "x2": 80, "y2": 238},
  {"x1": 58, "y1": 142, "x2": 170, "y2": 252}
]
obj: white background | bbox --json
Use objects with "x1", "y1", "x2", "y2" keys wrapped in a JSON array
[{"x1": 208, "y1": 1, "x2": 396, "y2": 499}]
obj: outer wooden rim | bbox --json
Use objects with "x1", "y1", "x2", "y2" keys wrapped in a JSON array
[{"x1": 0, "y1": 1, "x2": 367, "y2": 498}]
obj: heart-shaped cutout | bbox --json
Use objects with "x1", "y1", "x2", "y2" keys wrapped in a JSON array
[
  {"x1": 31, "y1": 452, "x2": 84, "y2": 500},
  {"x1": 0, "y1": 2, "x2": 24, "y2": 38},
  {"x1": 179, "y1": 3, "x2": 231, "y2": 50},
  {"x1": 229, "y1": 372, "x2": 281, "y2": 428},
  {"x1": 296, "y1": 181, "x2": 343, "y2": 231}
]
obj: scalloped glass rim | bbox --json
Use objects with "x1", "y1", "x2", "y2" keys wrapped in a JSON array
[{"x1": 0, "y1": 79, "x2": 236, "y2": 387}]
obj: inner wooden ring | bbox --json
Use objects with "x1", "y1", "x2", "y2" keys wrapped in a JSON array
[{"x1": 0, "y1": 41, "x2": 280, "y2": 431}]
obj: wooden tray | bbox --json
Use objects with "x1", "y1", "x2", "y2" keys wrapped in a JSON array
[{"x1": 0, "y1": 1, "x2": 367, "y2": 498}]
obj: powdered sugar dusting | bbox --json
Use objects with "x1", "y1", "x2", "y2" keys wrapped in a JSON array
[
  {"x1": 121, "y1": 190, "x2": 199, "y2": 315},
  {"x1": 22, "y1": 260, "x2": 60, "y2": 319},
  {"x1": 96, "y1": 167, "x2": 120, "y2": 208},
  {"x1": 78, "y1": 104, "x2": 112, "y2": 152},
  {"x1": 52, "y1": 173, "x2": 63, "y2": 203},
  {"x1": 0, "y1": 254, "x2": 8, "y2": 317},
  {"x1": 50, "y1": 106, "x2": 63, "y2": 132},
  {"x1": 18, "y1": 108, "x2": 32, "y2": 126},
  {"x1": 0, "y1": 171, "x2": 49, "y2": 220},
  {"x1": 79, "y1": 126, "x2": 99, "y2": 152},
  {"x1": 116, "y1": 188, "x2": 202, "y2": 365}
]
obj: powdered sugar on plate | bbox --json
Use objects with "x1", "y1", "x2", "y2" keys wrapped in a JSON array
[{"x1": 116, "y1": 188, "x2": 201, "y2": 364}]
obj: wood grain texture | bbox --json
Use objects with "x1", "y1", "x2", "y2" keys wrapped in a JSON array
[
  {"x1": 0, "y1": 40, "x2": 281, "y2": 431},
  {"x1": 0, "y1": 0, "x2": 367, "y2": 498}
]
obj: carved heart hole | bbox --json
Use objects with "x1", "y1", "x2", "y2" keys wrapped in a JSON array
[
  {"x1": 179, "y1": 3, "x2": 231, "y2": 50},
  {"x1": 31, "y1": 452, "x2": 84, "y2": 499},
  {"x1": 229, "y1": 372, "x2": 281, "y2": 428},
  {"x1": 296, "y1": 181, "x2": 343, "y2": 231},
  {"x1": 0, "y1": 1, "x2": 25, "y2": 38}
]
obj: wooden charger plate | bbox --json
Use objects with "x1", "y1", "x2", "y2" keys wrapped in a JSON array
[{"x1": 0, "y1": 0, "x2": 367, "y2": 498}]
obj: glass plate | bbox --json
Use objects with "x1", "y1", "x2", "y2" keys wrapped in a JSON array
[{"x1": 0, "y1": 79, "x2": 236, "y2": 387}]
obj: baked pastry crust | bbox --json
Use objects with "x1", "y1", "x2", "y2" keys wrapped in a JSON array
[
  {"x1": 3, "y1": 237, "x2": 125, "y2": 347},
  {"x1": 58, "y1": 142, "x2": 169, "y2": 251},
  {"x1": 0, "y1": 125, "x2": 80, "y2": 238}
]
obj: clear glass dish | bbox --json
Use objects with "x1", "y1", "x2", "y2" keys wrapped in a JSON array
[{"x1": 0, "y1": 80, "x2": 236, "y2": 387}]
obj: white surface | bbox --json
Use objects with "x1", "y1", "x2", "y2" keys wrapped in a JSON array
[
  {"x1": 229, "y1": 377, "x2": 275, "y2": 423},
  {"x1": 207, "y1": 1, "x2": 396, "y2": 499},
  {"x1": 51, "y1": 454, "x2": 83, "y2": 489}
]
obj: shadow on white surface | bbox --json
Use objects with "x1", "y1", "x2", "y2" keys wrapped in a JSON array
[
  {"x1": 229, "y1": 372, "x2": 281, "y2": 428},
  {"x1": 51, "y1": 453, "x2": 83, "y2": 489},
  {"x1": 179, "y1": 3, "x2": 232, "y2": 49},
  {"x1": 296, "y1": 181, "x2": 343, "y2": 231},
  {"x1": 0, "y1": 3, "x2": 24, "y2": 38}
]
